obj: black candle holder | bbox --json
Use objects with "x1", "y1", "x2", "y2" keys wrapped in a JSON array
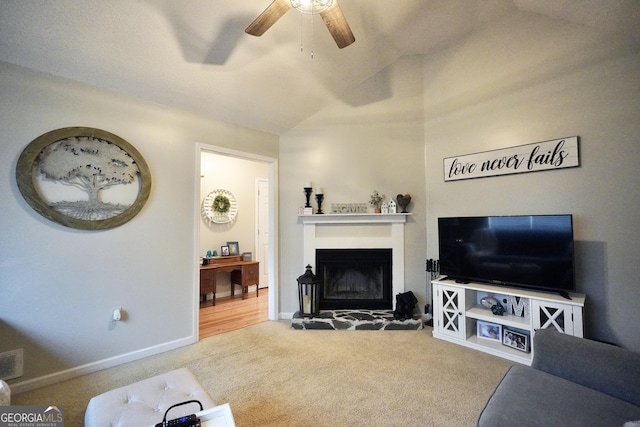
[
  {"x1": 303, "y1": 187, "x2": 312, "y2": 208},
  {"x1": 315, "y1": 193, "x2": 324, "y2": 214}
]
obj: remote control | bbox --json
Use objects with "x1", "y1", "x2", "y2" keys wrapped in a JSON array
[{"x1": 156, "y1": 414, "x2": 200, "y2": 427}]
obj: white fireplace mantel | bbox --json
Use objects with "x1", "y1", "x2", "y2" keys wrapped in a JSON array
[
  {"x1": 298, "y1": 213, "x2": 411, "y2": 225},
  {"x1": 299, "y1": 213, "x2": 411, "y2": 306}
]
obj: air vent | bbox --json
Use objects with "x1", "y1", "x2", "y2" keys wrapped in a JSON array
[{"x1": 0, "y1": 349, "x2": 23, "y2": 380}]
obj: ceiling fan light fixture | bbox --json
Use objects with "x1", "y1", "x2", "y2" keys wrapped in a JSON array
[{"x1": 290, "y1": 0, "x2": 334, "y2": 15}]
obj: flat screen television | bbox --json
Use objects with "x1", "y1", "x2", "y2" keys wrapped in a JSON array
[{"x1": 438, "y1": 215, "x2": 575, "y2": 295}]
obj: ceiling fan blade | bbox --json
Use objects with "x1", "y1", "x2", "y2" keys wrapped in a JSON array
[
  {"x1": 245, "y1": 0, "x2": 292, "y2": 36},
  {"x1": 320, "y1": 1, "x2": 355, "y2": 49}
]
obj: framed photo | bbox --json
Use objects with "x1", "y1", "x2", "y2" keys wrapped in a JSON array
[
  {"x1": 503, "y1": 328, "x2": 530, "y2": 353},
  {"x1": 227, "y1": 241, "x2": 239, "y2": 256},
  {"x1": 221, "y1": 245, "x2": 230, "y2": 256},
  {"x1": 477, "y1": 320, "x2": 502, "y2": 342},
  {"x1": 242, "y1": 252, "x2": 252, "y2": 261}
]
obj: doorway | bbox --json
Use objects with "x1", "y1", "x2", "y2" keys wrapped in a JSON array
[{"x1": 195, "y1": 143, "x2": 278, "y2": 339}]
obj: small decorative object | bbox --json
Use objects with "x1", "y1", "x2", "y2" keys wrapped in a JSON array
[
  {"x1": 297, "y1": 264, "x2": 321, "y2": 316},
  {"x1": 506, "y1": 295, "x2": 530, "y2": 318},
  {"x1": 396, "y1": 193, "x2": 412, "y2": 213},
  {"x1": 480, "y1": 296, "x2": 499, "y2": 309},
  {"x1": 388, "y1": 199, "x2": 397, "y2": 214},
  {"x1": 330, "y1": 203, "x2": 368, "y2": 213},
  {"x1": 16, "y1": 127, "x2": 152, "y2": 230},
  {"x1": 380, "y1": 202, "x2": 389, "y2": 214},
  {"x1": 477, "y1": 320, "x2": 502, "y2": 341},
  {"x1": 202, "y1": 189, "x2": 238, "y2": 224},
  {"x1": 242, "y1": 252, "x2": 252, "y2": 261},
  {"x1": 491, "y1": 301, "x2": 505, "y2": 316},
  {"x1": 221, "y1": 245, "x2": 230, "y2": 256},
  {"x1": 315, "y1": 187, "x2": 324, "y2": 214},
  {"x1": 503, "y1": 328, "x2": 530, "y2": 353},
  {"x1": 369, "y1": 189, "x2": 385, "y2": 213},
  {"x1": 227, "y1": 241, "x2": 239, "y2": 256},
  {"x1": 303, "y1": 182, "x2": 313, "y2": 209},
  {"x1": 212, "y1": 250, "x2": 218, "y2": 257},
  {"x1": 206, "y1": 250, "x2": 213, "y2": 258}
]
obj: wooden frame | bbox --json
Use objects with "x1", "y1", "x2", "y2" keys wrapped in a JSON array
[
  {"x1": 227, "y1": 241, "x2": 239, "y2": 256},
  {"x1": 16, "y1": 127, "x2": 151, "y2": 230}
]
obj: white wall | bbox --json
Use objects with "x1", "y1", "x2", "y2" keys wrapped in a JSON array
[
  {"x1": 280, "y1": 56, "x2": 428, "y2": 315},
  {"x1": 199, "y1": 152, "x2": 268, "y2": 295},
  {"x1": 423, "y1": 13, "x2": 640, "y2": 350},
  {"x1": 0, "y1": 61, "x2": 278, "y2": 391}
]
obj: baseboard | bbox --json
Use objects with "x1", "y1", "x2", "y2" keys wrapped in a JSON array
[
  {"x1": 11, "y1": 335, "x2": 196, "y2": 395},
  {"x1": 280, "y1": 312, "x2": 295, "y2": 320}
]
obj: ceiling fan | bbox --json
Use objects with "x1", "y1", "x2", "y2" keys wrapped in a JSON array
[{"x1": 245, "y1": 0, "x2": 355, "y2": 49}]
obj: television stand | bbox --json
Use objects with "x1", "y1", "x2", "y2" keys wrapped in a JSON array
[
  {"x1": 558, "y1": 290, "x2": 572, "y2": 300},
  {"x1": 431, "y1": 278, "x2": 585, "y2": 365}
]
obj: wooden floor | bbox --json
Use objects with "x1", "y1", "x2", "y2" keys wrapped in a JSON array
[{"x1": 199, "y1": 288, "x2": 269, "y2": 340}]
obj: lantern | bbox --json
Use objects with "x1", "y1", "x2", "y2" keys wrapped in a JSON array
[{"x1": 297, "y1": 264, "x2": 321, "y2": 316}]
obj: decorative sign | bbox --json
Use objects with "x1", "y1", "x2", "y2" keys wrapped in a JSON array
[
  {"x1": 202, "y1": 189, "x2": 238, "y2": 224},
  {"x1": 330, "y1": 203, "x2": 368, "y2": 213},
  {"x1": 444, "y1": 136, "x2": 579, "y2": 182},
  {"x1": 16, "y1": 127, "x2": 151, "y2": 230}
]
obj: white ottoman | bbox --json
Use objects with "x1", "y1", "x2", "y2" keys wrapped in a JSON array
[{"x1": 85, "y1": 368, "x2": 214, "y2": 427}]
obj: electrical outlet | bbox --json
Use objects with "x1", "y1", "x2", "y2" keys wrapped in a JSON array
[{"x1": 0, "y1": 349, "x2": 24, "y2": 380}]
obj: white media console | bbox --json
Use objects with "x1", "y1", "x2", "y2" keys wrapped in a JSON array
[{"x1": 431, "y1": 278, "x2": 585, "y2": 365}]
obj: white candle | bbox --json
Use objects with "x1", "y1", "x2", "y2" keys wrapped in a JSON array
[
  {"x1": 315, "y1": 187, "x2": 323, "y2": 194},
  {"x1": 303, "y1": 295, "x2": 311, "y2": 313},
  {"x1": 304, "y1": 181, "x2": 312, "y2": 188}
]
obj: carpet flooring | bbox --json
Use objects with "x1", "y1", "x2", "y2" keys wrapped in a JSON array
[{"x1": 13, "y1": 321, "x2": 513, "y2": 426}]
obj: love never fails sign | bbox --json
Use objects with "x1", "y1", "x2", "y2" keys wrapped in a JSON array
[{"x1": 444, "y1": 136, "x2": 580, "y2": 182}]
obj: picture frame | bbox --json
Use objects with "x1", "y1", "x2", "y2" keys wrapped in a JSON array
[
  {"x1": 227, "y1": 241, "x2": 239, "y2": 256},
  {"x1": 221, "y1": 245, "x2": 230, "y2": 257},
  {"x1": 477, "y1": 320, "x2": 502, "y2": 342},
  {"x1": 242, "y1": 252, "x2": 252, "y2": 261},
  {"x1": 503, "y1": 328, "x2": 530, "y2": 353}
]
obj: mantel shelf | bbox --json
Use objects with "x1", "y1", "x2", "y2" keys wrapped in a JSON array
[{"x1": 298, "y1": 213, "x2": 411, "y2": 224}]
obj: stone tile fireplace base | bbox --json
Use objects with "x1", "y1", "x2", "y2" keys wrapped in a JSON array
[{"x1": 291, "y1": 310, "x2": 423, "y2": 330}]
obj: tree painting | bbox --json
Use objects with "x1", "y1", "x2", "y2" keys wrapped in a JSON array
[{"x1": 37, "y1": 136, "x2": 139, "y2": 220}]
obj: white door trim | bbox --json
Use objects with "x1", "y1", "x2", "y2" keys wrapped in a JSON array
[{"x1": 194, "y1": 143, "x2": 279, "y2": 340}]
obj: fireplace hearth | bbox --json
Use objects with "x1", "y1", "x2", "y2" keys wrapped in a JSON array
[
  {"x1": 291, "y1": 309, "x2": 423, "y2": 330},
  {"x1": 316, "y1": 248, "x2": 392, "y2": 310}
]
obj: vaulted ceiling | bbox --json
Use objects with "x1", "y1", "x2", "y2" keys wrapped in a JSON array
[{"x1": 1, "y1": 0, "x2": 639, "y2": 135}]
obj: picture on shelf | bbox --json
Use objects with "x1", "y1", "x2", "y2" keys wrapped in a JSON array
[
  {"x1": 503, "y1": 328, "x2": 530, "y2": 353},
  {"x1": 227, "y1": 241, "x2": 239, "y2": 256},
  {"x1": 477, "y1": 320, "x2": 502, "y2": 342},
  {"x1": 221, "y1": 245, "x2": 230, "y2": 256},
  {"x1": 242, "y1": 252, "x2": 252, "y2": 261}
]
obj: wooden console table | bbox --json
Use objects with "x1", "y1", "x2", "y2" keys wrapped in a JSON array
[{"x1": 200, "y1": 256, "x2": 259, "y2": 306}]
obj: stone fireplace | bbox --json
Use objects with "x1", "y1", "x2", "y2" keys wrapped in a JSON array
[
  {"x1": 300, "y1": 213, "x2": 409, "y2": 310},
  {"x1": 316, "y1": 248, "x2": 392, "y2": 310}
]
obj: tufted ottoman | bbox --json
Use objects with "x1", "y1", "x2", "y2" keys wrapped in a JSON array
[{"x1": 85, "y1": 368, "x2": 215, "y2": 427}]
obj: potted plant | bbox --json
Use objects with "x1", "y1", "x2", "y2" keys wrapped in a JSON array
[{"x1": 369, "y1": 189, "x2": 385, "y2": 213}]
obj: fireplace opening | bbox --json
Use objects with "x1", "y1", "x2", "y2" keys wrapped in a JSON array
[{"x1": 316, "y1": 249, "x2": 392, "y2": 310}]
